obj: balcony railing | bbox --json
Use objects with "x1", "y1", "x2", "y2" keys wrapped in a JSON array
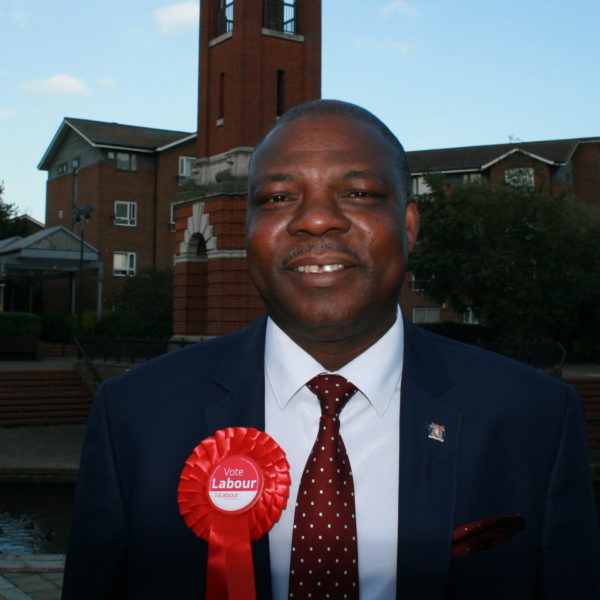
[
  {"x1": 216, "y1": 1, "x2": 234, "y2": 36},
  {"x1": 264, "y1": 0, "x2": 296, "y2": 34}
]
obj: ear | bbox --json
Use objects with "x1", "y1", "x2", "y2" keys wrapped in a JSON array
[{"x1": 404, "y1": 200, "x2": 420, "y2": 252}]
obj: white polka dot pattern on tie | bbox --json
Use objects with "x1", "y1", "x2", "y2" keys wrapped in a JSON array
[{"x1": 288, "y1": 374, "x2": 359, "y2": 600}]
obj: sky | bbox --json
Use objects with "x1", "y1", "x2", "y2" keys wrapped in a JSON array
[{"x1": 1, "y1": 0, "x2": 599, "y2": 223}]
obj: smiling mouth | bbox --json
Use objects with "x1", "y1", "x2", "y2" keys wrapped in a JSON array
[{"x1": 294, "y1": 264, "x2": 345, "y2": 273}]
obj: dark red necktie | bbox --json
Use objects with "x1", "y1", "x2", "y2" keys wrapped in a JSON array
[{"x1": 288, "y1": 374, "x2": 359, "y2": 600}]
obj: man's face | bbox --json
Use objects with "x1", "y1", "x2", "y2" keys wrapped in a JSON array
[{"x1": 246, "y1": 114, "x2": 419, "y2": 351}]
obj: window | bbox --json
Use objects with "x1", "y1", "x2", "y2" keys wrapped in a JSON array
[
  {"x1": 411, "y1": 176, "x2": 432, "y2": 196},
  {"x1": 505, "y1": 167, "x2": 534, "y2": 189},
  {"x1": 116, "y1": 152, "x2": 137, "y2": 171},
  {"x1": 411, "y1": 273, "x2": 432, "y2": 292},
  {"x1": 216, "y1": 0, "x2": 234, "y2": 35},
  {"x1": 170, "y1": 203, "x2": 177, "y2": 232},
  {"x1": 264, "y1": 0, "x2": 296, "y2": 34},
  {"x1": 276, "y1": 69, "x2": 285, "y2": 116},
  {"x1": 463, "y1": 308, "x2": 480, "y2": 325},
  {"x1": 412, "y1": 307, "x2": 441, "y2": 324},
  {"x1": 113, "y1": 252, "x2": 136, "y2": 277},
  {"x1": 114, "y1": 201, "x2": 137, "y2": 226},
  {"x1": 56, "y1": 162, "x2": 68, "y2": 175},
  {"x1": 463, "y1": 173, "x2": 482, "y2": 184},
  {"x1": 217, "y1": 72, "x2": 225, "y2": 125},
  {"x1": 179, "y1": 157, "x2": 196, "y2": 178}
]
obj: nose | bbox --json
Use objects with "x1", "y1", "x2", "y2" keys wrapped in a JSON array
[{"x1": 286, "y1": 189, "x2": 351, "y2": 236}]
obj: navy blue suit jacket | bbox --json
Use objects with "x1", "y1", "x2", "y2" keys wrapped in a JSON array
[{"x1": 62, "y1": 317, "x2": 600, "y2": 599}]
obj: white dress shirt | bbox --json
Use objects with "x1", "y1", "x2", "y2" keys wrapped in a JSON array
[{"x1": 265, "y1": 311, "x2": 403, "y2": 600}]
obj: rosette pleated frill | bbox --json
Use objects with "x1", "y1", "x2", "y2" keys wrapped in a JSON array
[{"x1": 178, "y1": 427, "x2": 290, "y2": 600}]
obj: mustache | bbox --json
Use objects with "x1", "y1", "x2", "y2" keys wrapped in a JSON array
[{"x1": 283, "y1": 242, "x2": 361, "y2": 264}]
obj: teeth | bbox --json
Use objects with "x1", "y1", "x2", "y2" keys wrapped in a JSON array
[{"x1": 295, "y1": 264, "x2": 344, "y2": 273}]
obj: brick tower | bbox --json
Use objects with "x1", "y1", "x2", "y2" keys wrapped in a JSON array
[{"x1": 173, "y1": 0, "x2": 321, "y2": 340}]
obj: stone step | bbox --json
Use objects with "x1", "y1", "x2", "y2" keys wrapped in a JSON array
[{"x1": 0, "y1": 369, "x2": 93, "y2": 426}]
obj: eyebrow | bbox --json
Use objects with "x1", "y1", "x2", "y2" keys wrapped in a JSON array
[
  {"x1": 262, "y1": 173, "x2": 295, "y2": 183},
  {"x1": 341, "y1": 170, "x2": 376, "y2": 181}
]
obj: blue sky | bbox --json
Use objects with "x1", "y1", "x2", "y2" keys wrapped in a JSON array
[{"x1": 1, "y1": 0, "x2": 599, "y2": 222}]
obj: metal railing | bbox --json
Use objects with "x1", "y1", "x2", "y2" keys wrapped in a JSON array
[
  {"x1": 74, "y1": 336, "x2": 104, "y2": 387},
  {"x1": 476, "y1": 340, "x2": 566, "y2": 378},
  {"x1": 264, "y1": 0, "x2": 296, "y2": 34},
  {"x1": 75, "y1": 337, "x2": 194, "y2": 366},
  {"x1": 216, "y1": 1, "x2": 234, "y2": 36}
]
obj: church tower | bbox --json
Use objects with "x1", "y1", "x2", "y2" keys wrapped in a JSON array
[{"x1": 173, "y1": 0, "x2": 321, "y2": 339}]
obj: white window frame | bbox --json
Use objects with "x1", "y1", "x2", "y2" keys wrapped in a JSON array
[
  {"x1": 411, "y1": 176, "x2": 432, "y2": 196},
  {"x1": 505, "y1": 167, "x2": 534, "y2": 189},
  {"x1": 411, "y1": 272, "x2": 433, "y2": 292},
  {"x1": 463, "y1": 307, "x2": 480, "y2": 324},
  {"x1": 463, "y1": 172, "x2": 482, "y2": 184},
  {"x1": 412, "y1": 307, "x2": 441, "y2": 324},
  {"x1": 179, "y1": 156, "x2": 196, "y2": 178},
  {"x1": 114, "y1": 201, "x2": 137, "y2": 226},
  {"x1": 116, "y1": 152, "x2": 137, "y2": 171},
  {"x1": 113, "y1": 251, "x2": 136, "y2": 277}
]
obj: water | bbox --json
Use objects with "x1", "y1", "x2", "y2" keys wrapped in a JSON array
[{"x1": 0, "y1": 483, "x2": 74, "y2": 554}]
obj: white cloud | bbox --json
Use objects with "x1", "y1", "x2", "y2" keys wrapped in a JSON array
[
  {"x1": 379, "y1": 1, "x2": 417, "y2": 18},
  {"x1": 22, "y1": 74, "x2": 91, "y2": 96},
  {"x1": 154, "y1": 1, "x2": 199, "y2": 35},
  {"x1": 0, "y1": 108, "x2": 11, "y2": 121}
]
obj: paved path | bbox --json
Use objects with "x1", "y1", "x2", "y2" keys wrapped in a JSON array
[{"x1": 0, "y1": 555, "x2": 64, "y2": 600}]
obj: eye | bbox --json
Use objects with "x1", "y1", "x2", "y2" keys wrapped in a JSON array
[{"x1": 269, "y1": 193, "x2": 289, "y2": 203}]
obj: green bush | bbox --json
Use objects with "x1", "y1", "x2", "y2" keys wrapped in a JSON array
[
  {"x1": 41, "y1": 312, "x2": 69, "y2": 342},
  {"x1": 65, "y1": 312, "x2": 98, "y2": 339},
  {"x1": 0, "y1": 311, "x2": 42, "y2": 339},
  {"x1": 94, "y1": 309, "x2": 171, "y2": 339}
]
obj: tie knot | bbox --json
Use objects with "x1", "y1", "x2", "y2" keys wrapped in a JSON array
[{"x1": 307, "y1": 373, "x2": 357, "y2": 418}]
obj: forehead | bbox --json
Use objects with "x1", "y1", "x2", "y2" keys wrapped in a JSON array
[{"x1": 250, "y1": 115, "x2": 399, "y2": 177}]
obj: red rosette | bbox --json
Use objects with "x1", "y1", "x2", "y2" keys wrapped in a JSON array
[{"x1": 178, "y1": 427, "x2": 290, "y2": 600}]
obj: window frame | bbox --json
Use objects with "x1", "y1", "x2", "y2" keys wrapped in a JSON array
[
  {"x1": 115, "y1": 152, "x2": 138, "y2": 172},
  {"x1": 113, "y1": 251, "x2": 136, "y2": 277},
  {"x1": 505, "y1": 167, "x2": 534, "y2": 189},
  {"x1": 412, "y1": 307, "x2": 441, "y2": 324},
  {"x1": 113, "y1": 201, "x2": 137, "y2": 227}
]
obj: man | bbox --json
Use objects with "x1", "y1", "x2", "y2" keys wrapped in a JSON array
[{"x1": 63, "y1": 100, "x2": 600, "y2": 599}]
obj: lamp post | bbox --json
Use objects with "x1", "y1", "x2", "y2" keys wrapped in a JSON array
[{"x1": 73, "y1": 204, "x2": 94, "y2": 337}]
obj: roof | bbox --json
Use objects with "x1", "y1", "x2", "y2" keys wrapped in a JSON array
[
  {"x1": 0, "y1": 226, "x2": 97, "y2": 257},
  {"x1": 38, "y1": 118, "x2": 195, "y2": 170},
  {"x1": 407, "y1": 136, "x2": 600, "y2": 174},
  {"x1": 0, "y1": 226, "x2": 101, "y2": 276}
]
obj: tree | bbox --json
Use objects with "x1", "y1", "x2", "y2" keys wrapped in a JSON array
[
  {"x1": 408, "y1": 176, "x2": 600, "y2": 354},
  {"x1": 0, "y1": 182, "x2": 34, "y2": 239},
  {"x1": 95, "y1": 269, "x2": 174, "y2": 338}
]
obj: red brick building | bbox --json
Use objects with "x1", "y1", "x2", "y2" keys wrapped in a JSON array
[
  {"x1": 403, "y1": 136, "x2": 600, "y2": 323},
  {"x1": 172, "y1": 0, "x2": 321, "y2": 340},
  {"x1": 38, "y1": 118, "x2": 196, "y2": 312}
]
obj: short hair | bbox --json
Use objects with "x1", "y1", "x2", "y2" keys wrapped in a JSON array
[{"x1": 251, "y1": 99, "x2": 411, "y2": 204}]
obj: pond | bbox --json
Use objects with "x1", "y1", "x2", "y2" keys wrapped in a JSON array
[{"x1": 0, "y1": 483, "x2": 74, "y2": 554}]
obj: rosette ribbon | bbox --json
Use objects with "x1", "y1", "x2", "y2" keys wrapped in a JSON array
[{"x1": 178, "y1": 427, "x2": 290, "y2": 600}]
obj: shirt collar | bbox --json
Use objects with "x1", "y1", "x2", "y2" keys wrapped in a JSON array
[{"x1": 264, "y1": 308, "x2": 404, "y2": 417}]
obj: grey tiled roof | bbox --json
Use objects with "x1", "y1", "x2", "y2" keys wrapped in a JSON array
[
  {"x1": 65, "y1": 117, "x2": 193, "y2": 151},
  {"x1": 406, "y1": 137, "x2": 600, "y2": 173}
]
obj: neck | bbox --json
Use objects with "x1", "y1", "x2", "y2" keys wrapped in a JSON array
[{"x1": 285, "y1": 313, "x2": 398, "y2": 372}]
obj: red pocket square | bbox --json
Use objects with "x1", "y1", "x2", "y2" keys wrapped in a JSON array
[{"x1": 452, "y1": 514, "x2": 526, "y2": 557}]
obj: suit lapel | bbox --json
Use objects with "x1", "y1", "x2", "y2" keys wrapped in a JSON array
[
  {"x1": 203, "y1": 316, "x2": 273, "y2": 600},
  {"x1": 397, "y1": 321, "x2": 462, "y2": 599}
]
